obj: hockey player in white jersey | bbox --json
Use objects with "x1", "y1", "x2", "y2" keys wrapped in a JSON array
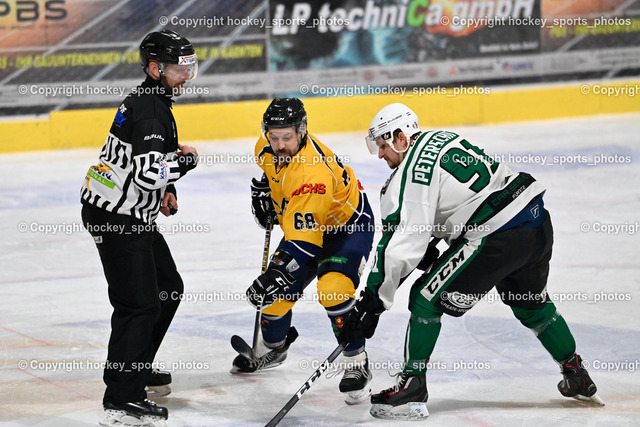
[{"x1": 339, "y1": 103, "x2": 602, "y2": 420}]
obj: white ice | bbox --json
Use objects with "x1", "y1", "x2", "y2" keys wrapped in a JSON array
[{"x1": 1, "y1": 113, "x2": 639, "y2": 426}]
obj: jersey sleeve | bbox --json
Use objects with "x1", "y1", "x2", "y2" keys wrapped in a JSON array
[
  {"x1": 130, "y1": 118, "x2": 193, "y2": 191},
  {"x1": 367, "y1": 180, "x2": 437, "y2": 310}
]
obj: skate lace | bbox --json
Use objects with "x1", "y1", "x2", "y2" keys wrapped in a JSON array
[
  {"x1": 381, "y1": 371, "x2": 409, "y2": 394},
  {"x1": 326, "y1": 365, "x2": 367, "y2": 380},
  {"x1": 325, "y1": 367, "x2": 343, "y2": 379},
  {"x1": 342, "y1": 365, "x2": 367, "y2": 380},
  {"x1": 256, "y1": 350, "x2": 279, "y2": 371},
  {"x1": 324, "y1": 358, "x2": 368, "y2": 380}
]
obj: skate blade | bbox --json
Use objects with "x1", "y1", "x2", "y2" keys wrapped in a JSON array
[
  {"x1": 146, "y1": 385, "x2": 171, "y2": 397},
  {"x1": 261, "y1": 360, "x2": 284, "y2": 370},
  {"x1": 229, "y1": 360, "x2": 284, "y2": 374},
  {"x1": 343, "y1": 386, "x2": 372, "y2": 405},
  {"x1": 573, "y1": 393, "x2": 605, "y2": 406},
  {"x1": 100, "y1": 411, "x2": 167, "y2": 427},
  {"x1": 370, "y1": 402, "x2": 429, "y2": 420},
  {"x1": 139, "y1": 415, "x2": 168, "y2": 427}
]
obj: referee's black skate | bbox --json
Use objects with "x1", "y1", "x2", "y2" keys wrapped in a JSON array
[
  {"x1": 231, "y1": 327, "x2": 298, "y2": 373},
  {"x1": 145, "y1": 369, "x2": 171, "y2": 397},
  {"x1": 100, "y1": 399, "x2": 168, "y2": 427},
  {"x1": 370, "y1": 372, "x2": 429, "y2": 420},
  {"x1": 558, "y1": 354, "x2": 604, "y2": 405},
  {"x1": 338, "y1": 352, "x2": 372, "y2": 405}
]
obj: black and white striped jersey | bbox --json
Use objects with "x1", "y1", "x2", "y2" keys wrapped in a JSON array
[{"x1": 81, "y1": 76, "x2": 196, "y2": 224}]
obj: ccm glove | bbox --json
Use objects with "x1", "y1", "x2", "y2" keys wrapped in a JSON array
[
  {"x1": 246, "y1": 250, "x2": 299, "y2": 309},
  {"x1": 338, "y1": 287, "x2": 385, "y2": 346},
  {"x1": 251, "y1": 174, "x2": 278, "y2": 229}
]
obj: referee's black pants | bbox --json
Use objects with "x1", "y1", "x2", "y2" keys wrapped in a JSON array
[{"x1": 82, "y1": 203, "x2": 183, "y2": 404}]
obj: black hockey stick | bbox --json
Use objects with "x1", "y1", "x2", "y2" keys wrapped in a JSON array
[
  {"x1": 265, "y1": 344, "x2": 345, "y2": 427},
  {"x1": 253, "y1": 216, "x2": 273, "y2": 354},
  {"x1": 231, "y1": 216, "x2": 273, "y2": 360}
]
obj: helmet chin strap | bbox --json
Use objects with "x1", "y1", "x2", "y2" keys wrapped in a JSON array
[{"x1": 387, "y1": 139, "x2": 411, "y2": 163}]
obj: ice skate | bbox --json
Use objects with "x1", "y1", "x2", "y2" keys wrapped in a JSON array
[
  {"x1": 558, "y1": 354, "x2": 604, "y2": 405},
  {"x1": 370, "y1": 372, "x2": 429, "y2": 420},
  {"x1": 145, "y1": 369, "x2": 171, "y2": 397},
  {"x1": 231, "y1": 327, "x2": 298, "y2": 373},
  {"x1": 338, "y1": 352, "x2": 372, "y2": 405},
  {"x1": 231, "y1": 346, "x2": 288, "y2": 373},
  {"x1": 99, "y1": 399, "x2": 168, "y2": 427}
]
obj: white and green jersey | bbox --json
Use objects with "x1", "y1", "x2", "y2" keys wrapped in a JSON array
[{"x1": 368, "y1": 130, "x2": 546, "y2": 309}]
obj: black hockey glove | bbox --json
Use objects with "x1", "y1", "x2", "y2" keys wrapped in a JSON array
[
  {"x1": 246, "y1": 250, "x2": 299, "y2": 309},
  {"x1": 251, "y1": 174, "x2": 278, "y2": 230},
  {"x1": 416, "y1": 238, "x2": 441, "y2": 271},
  {"x1": 338, "y1": 287, "x2": 385, "y2": 346}
]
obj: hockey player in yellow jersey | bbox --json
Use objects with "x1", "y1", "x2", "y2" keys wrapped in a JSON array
[{"x1": 231, "y1": 98, "x2": 375, "y2": 404}]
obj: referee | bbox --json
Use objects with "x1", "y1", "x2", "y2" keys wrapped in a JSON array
[{"x1": 81, "y1": 30, "x2": 198, "y2": 427}]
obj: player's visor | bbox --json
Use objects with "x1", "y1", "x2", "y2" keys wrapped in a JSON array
[
  {"x1": 158, "y1": 61, "x2": 198, "y2": 81},
  {"x1": 365, "y1": 130, "x2": 392, "y2": 154}
]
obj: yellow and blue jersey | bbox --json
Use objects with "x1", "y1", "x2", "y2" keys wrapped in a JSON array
[
  {"x1": 255, "y1": 133, "x2": 363, "y2": 250},
  {"x1": 255, "y1": 132, "x2": 375, "y2": 337}
]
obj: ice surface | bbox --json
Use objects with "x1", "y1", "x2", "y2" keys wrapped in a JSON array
[{"x1": 1, "y1": 114, "x2": 639, "y2": 426}]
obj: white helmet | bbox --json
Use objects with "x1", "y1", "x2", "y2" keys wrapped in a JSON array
[{"x1": 365, "y1": 103, "x2": 421, "y2": 154}]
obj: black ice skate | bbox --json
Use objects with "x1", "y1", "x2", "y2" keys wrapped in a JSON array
[
  {"x1": 145, "y1": 369, "x2": 171, "y2": 397},
  {"x1": 100, "y1": 399, "x2": 168, "y2": 427},
  {"x1": 338, "y1": 352, "x2": 372, "y2": 405},
  {"x1": 558, "y1": 354, "x2": 604, "y2": 405},
  {"x1": 231, "y1": 327, "x2": 298, "y2": 374},
  {"x1": 370, "y1": 372, "x2": 429, "y2": 420}
]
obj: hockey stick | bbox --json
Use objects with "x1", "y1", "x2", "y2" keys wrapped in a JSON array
[
  {"x1": 265, "y1": 344, "x2": 345, "y2": 427},
  {"x1": 230, "y1": 216, "x2": 273, "y2": 360},
  {"x1": 252, "y1": 216, "x2": 273, "y2": 355}
]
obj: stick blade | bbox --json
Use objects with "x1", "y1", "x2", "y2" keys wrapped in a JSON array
[{"x1": 231, "y1": 334, "x2": 254, "y2": 360}]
